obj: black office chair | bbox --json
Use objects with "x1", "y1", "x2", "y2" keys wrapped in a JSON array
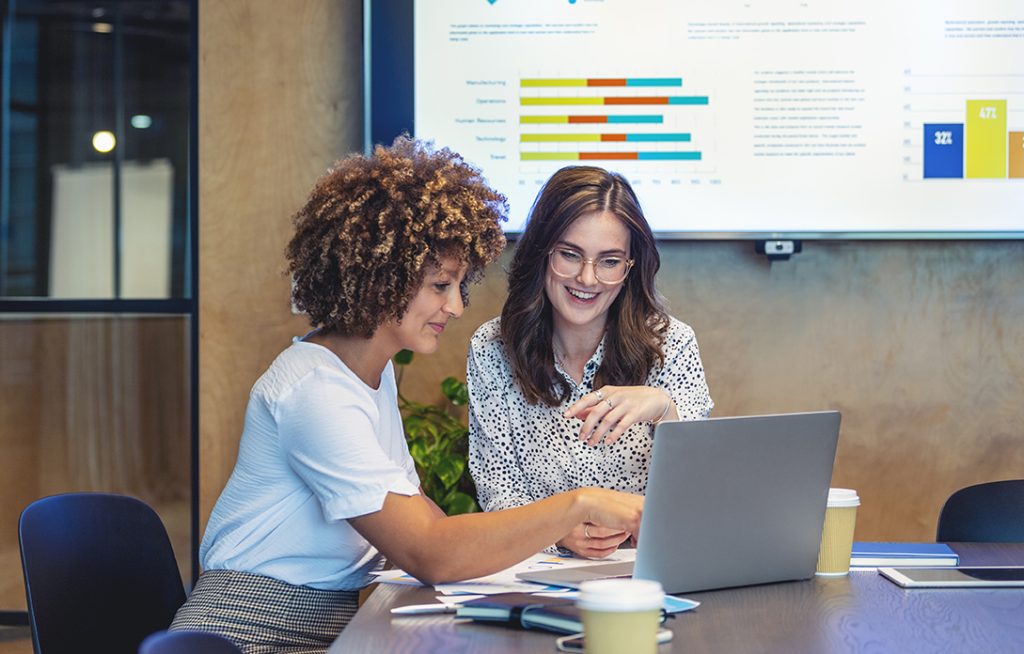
[
  {"x1": 139, "y1": 630, "x2": 242, "y2": 654},
  {"x1": 19, "y1": 493, "x2": 187, "y2": 654},
  {"x1": 936, "y1": 479, "x2": 1024, "y2": 543}
]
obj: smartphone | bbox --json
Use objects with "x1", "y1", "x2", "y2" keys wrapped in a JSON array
[
  {"x1": 555, "y1": 628, "x2": 673, "y2": 652},
  {"x1": 879, "y1": 566, "x2": 1024, "y2": 588}
]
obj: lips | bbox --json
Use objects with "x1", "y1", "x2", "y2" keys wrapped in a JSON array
[
  {"x1": 428, "y1": 322, "x2": 446, "y2": 334},
  {"x1": 565, "y1": 286, "x2": 598, "y2": 302}
]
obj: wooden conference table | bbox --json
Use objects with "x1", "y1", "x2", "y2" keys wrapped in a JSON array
[{"x1": 329, "y1": 543, "x2": 1024, "y2": 653}]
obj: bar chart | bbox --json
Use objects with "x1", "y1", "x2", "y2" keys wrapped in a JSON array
[
  {"x1": 923, "y1": 99, "x2": 1022, "y2": 179},
  {"x1": 518, "y1": 77, "x2": 710, "y2": 164}
]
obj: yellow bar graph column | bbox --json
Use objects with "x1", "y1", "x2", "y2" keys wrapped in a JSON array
[
  {"x1": 1009, "y1": 132, "x2": 1024, "y2": 179},
  {"x1": 965, "y1": 100, "x2": 1007, "y2": 178}
]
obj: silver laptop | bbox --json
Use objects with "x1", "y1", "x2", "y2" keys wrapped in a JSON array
[{"x1": 517, "y1": 411, "x2": 841, "y2": 594}]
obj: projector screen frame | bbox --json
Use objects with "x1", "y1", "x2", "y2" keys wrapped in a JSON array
[{"x1": 363, "y1": 0, "x2": 1024, "y2": 241}]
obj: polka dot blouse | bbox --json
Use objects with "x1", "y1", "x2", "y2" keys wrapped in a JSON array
[{"x1": 466, "y1": 316, "x2": 714, "y2": 519}]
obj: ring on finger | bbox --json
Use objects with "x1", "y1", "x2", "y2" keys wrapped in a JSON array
[
  {"x1": 604, "y1": 397, "x2": 613, "y2": 408},
  {"x1": 594, "y1": 389, "x2": 604, "y2": 401},
  {"x1": 584, "y1": 524, "x2": 592, "y2": 539}
]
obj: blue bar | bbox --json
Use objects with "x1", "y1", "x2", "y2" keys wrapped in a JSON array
[
  {"x1": 626, "y1": 78, "x2": 682, "y2": 87},
  {"x1": 637, "y1": 152, "x2": 702, "y2": 160},
  {"x1": 626, "y1": 133, "x2": 691, "y2": 142},
  {"x1": 667, "y1": 96, "x2": 710, "y2": 105},
  {"x1": 608, "y1": 115, "x2": 663, "y2": 124},
  {"x1": 923, "y1": 123, "x2": 964, "y2": 179}
]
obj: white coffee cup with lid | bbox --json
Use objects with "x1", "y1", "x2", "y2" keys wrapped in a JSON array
[
  {"x1": 816, "y1": 487, "x2": 861, "y2": 575},
  {"x1": 578, "y1": 578, "x2": 664, "y2": 654}
]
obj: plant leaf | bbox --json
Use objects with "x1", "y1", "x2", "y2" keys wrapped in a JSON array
[
  {"x1": 433, "y1": 455, "x2": 465, "y2": 490},
  {"x1": 440, "y1": 377, "x2": 469, "y2": 406},
  {"x1": 442, "y1": 490, "x2": 479, "y2": 516},
  {"x1": 407, "y1": 437, "x2": 428, "y2": 467},
  {"x1": 394, "y1": 349, "x2": 414, "y2": 365}
]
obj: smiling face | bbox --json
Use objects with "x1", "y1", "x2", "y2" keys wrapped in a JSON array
[
  {"x1": 377, "y1": 256, "x2": 468, "y2": 355},
  {"x1": 544, "y1": 210, "x2": 632, "y2": 336}
]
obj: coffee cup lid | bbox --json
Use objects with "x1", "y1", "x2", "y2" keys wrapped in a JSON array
[
  {"x1": 828, "y1": 487, "x2": 860, "y2": 508},
  {"x1": 577, "y1": 579, "x2": 664, "y2": 612}
]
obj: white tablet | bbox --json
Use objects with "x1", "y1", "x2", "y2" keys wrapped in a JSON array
[{"x1": 879, "y1": 566, "x2": 1024, "y2": 588}]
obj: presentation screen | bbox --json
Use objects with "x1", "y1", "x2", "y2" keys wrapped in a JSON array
[{"x1": 366, "y1": 0, "x2": 1024, "y2": 238}]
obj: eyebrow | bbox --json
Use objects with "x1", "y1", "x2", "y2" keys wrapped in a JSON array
[
  {"x1": 555, "y1": 240, "x2": 629, "y2": 256},
  {"x1": 432, "y1": 264, "x2": 467, "y2": 278}
]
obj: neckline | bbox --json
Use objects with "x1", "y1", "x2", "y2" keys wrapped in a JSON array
[{"x1": 293, "y1": 337, "x2": 389, "y2": 393}]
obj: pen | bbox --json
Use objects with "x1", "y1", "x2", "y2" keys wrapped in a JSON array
[{"x1": 390, "y1": 603, "x2": 458, "y2": 615}]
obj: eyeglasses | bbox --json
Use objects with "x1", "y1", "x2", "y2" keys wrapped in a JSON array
[{"x1": 548, "y1": 248, "x2": 634, "y2": 285}]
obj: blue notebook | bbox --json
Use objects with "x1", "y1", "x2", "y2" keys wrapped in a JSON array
[{"x1": 850, "y1": 542, "x2": 959, "y2": 567}]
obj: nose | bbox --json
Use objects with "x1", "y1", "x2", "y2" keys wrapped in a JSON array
[
  {"x1": 576, "y1": 259, "x2": 598, "y2": 286},
  {"x1": 443, "y1": 288, "x2": 464, "y2": 319}
]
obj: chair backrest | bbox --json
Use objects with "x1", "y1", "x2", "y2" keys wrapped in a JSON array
[
  {"x1": 936, "y1": 479, "x2": 1024, "y2": 543},
  {"x1": 19, "y1": 493, "x2": 187, "y2": 654},
  {"x1": 139, "y1": 630, "x2": 242, "y2": 654}
]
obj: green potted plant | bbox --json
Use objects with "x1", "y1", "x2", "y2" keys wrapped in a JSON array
[{"x1": 394, "y1": 349, "x2": 479, "y2": 515}]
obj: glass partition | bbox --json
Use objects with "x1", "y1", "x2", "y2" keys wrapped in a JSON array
[
  {"x1": 2, "y1": 0, "x2": 191, "y2": 299},
  {"x1": 0, "y1": 0, "x2": 195, "y2": 630}
]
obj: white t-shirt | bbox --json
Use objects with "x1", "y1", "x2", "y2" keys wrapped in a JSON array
[{"x1": 200, "y1": 338, "x2": 420, "y2": 590}]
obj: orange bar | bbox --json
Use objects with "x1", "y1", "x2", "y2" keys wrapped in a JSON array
[
  {"x1": 580, "y1": 152, "x2": 639, "y2": 160},
  {"x1": 605, "y1": 97, "x2": 669, "y2": 105},
  {"x1": 601, "y1": 134, "x2": 627, "y2": 142},
  {"x1": 588, "y1": 78, "x2": 627, "y2": 87},
  {"x1": 1010, "y1": 132, "x2": 1024, "y2": 179},
  {"x1": 568, "y1": 115, "x2": 609, "y2": 123}
]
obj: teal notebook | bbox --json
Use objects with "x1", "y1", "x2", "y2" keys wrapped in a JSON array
[
  {"x1": 456, "y1": 593, "x2": 585, "y2": 635},
  {"x1": 456, "y1": 592, "x2": 697, "y2": 635},
  {"x1": 850, "y1": 542, "x2": 959, "y2": 567}
]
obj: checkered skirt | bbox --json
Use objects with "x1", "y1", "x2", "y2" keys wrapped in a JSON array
[{"x1": 170, "y1": 569, "x2": 359, "y2": 654}]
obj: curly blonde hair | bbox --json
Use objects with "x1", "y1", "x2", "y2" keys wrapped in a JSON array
[{"x1": 286, "y1": 136, "x2": 507, "y2": 337}]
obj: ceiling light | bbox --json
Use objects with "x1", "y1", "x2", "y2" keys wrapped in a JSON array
[{"x1": 92, "y1": 131, "x2": 116, "y2": 153}]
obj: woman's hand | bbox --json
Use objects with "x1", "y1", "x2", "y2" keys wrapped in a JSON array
[
  {"x1": 557, "y1": 522, "x2": 632, "y2": 559},
  {"x1": 564, "y1": 386, "x2": 677, "y2": 446},
  {"x1": 573, "y1": 488, "x2": 644, "y2": 543}
]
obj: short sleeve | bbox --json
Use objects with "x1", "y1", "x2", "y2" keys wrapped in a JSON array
[
  {"x1": 657, "y1": 320, "x2": 714, "y2": 420},
  {"x1": 275, "y1": 368, "x2": 419, "y2": 521}
]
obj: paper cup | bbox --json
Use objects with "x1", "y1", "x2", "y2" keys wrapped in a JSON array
[
  {"x1": 578, "y1": 579, "x2": 664, "y2": 654},
  {"x1": 816, "y1": 488, "x2": 860, "y2": 576}
]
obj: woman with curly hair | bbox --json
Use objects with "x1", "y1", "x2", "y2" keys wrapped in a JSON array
[
  {"x1": 467, "y1": 166, "x2": 713, "y2": 560},
  {"x1": 170, "y1": 139, "x2": 644, "y2": 654}
]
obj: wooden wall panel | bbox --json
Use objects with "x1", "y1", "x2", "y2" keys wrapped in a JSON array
[
  {"x1": 0, "y1": 321, "x2": 42, "y2": 552},
  {"x1": 198, "y1": 0, "x2": 362, "y2": 529},
  {"x1": 198, "y1": 2, "x2": 1023, "y2": 542},
  {"x1": 0, "y1": 317, "x2": 189, "y2": 609}
]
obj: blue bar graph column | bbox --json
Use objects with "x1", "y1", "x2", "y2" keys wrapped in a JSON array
[{"x1": 923, "y1": 123, "x2": 964, "y2": 179}]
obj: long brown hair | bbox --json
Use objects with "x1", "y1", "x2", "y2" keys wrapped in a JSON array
[{"x1": 500, "y1": 166, "x2": 668, "y2": 406}]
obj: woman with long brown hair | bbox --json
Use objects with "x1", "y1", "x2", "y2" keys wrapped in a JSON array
[{"x1": 467, "y1": 166, "x2": 712, "y2": 559}]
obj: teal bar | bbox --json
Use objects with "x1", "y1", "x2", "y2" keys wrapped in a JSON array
[
  {"x1": 626, "y1": 78, "x2": 682, "y2": 87},
  {"x1": 667, "y1": 96, "x2": 710, "y2": 105},
  {"x1": 626, "y1": 133, "x2": 691, "y2": 142},
  {"x1": 637, "y1": 152, "x2": 702, "y2": 160},
  {"x1": 608, "y1": 115, "x2": 663, "y2": 124}
]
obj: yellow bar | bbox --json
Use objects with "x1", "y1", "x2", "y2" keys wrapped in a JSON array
[
  {"x1": 521, "y1": 97, "x2": 603, "y2": 106},
  {"x1": 965, "y1": 100, "x2": 1007, "y2": 178},
  {"x1": 520, "y1": 115, "x2": 569, "y2": 124},
  {"x1": 521, "y1": 134, "x2": 602, "y2": 142},
  {"x1": 521, "y1": 78, "x2": 587, "y2": 87},
  {"x1": 520, "y1": 152, "x2": 582, "y2": 161}
]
